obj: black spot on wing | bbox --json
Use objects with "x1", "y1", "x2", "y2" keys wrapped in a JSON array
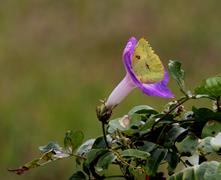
[{"x1": 135, "y1": 55, "x2": 141, "y2": 59}]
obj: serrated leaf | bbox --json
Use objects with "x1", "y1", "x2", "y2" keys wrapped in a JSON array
[
  {"x1": 195, "y1": 75, "x2": 221, "y2": 99},
  {"x1": 69, "y1": 171, "x2": 86, "y2": 180},
  {"x1": 121, "y1": 149, "x2": 150, "y2": 159},
  {"x1": 64, "y1": 130, "x2": 84, "y2": 154},
  {"x1": 168, "y1": 60, "x2": 186, "y2": 93}
]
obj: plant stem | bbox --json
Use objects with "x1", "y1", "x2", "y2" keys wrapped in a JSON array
[
  {"x1": 216, "y1": 96, "x2": 221, "y2": 112},
  {"x1": 151, "y1": 97, "x2": 189, "y2": 130},
  {"x1": 102, "y1": 122, "x2": 109, "y2": 148},
  {"x1": 180, "y1": 158, "x2": 188, "y2": 168},
  {"x1": 72, "y1": 154, "x2": 87, "y2": 160}
]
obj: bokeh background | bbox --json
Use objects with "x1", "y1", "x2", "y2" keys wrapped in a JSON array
[{"x1": 1, "y1": 0, "x2": 221, "y2": 179}]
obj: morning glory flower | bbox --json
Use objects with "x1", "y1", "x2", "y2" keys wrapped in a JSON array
[{"x1": 106, "y1": 37, "x2": 174, "y2": 109}]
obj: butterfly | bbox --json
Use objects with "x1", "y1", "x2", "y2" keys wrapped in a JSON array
[{"x1": 132, "y1": 38, "x2": 164, "y2": 84}]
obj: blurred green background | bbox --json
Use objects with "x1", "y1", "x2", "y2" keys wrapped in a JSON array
[{"x1": 1, "y1": 0, "x2": 221, "y2": 179}]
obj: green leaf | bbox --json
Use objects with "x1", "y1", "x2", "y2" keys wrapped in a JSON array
[
  {"x1": 92, "y1": 136, "x2": 107, "y2": 149},
  {"x1": 64, "y1": 130, "x2": 84, "y2": 154},
  {"x1": 83, "y1": 149, "x2": 108, "y2": 179},
  {"x1": 198, "y1": 133, "x2": 221, "y2": 154},
  {"x1": 169, "y1": 161, "x2": 221, "y2": 180},
  {"x1": 163, "y1": 125, "x2": 188, "y2": 148},
  {"x1": 39, "y1": 141, "x2": 62, "y2": 153},
  {"x1": 191, "y1": 107, "x2": 221, "y2": 137},
  {"x1": 145, "y1": 148, "x2": 168, "y2": 176},
  {"x1": 121, "y1": 149, "x2": 150, "y2": 159},
  {"x1": 136, "y1": 141, "x2": 157, "y2": 153},
  {"x1": 76, "y1": 139, "x2": 95, "y2": 157},
  {"x1": 176, "y1": 135, "x2": 199, "y2": 156},
  {"x1": 183, "y1": 111, "x2": 194, "y2": 120},
  {"x1": 76, "y1": 139, "x2": 95, "y2": 165},
  {"x1": 202, "y1": 120, "x2": 221, "y2": 138},
  {"x1": 107, "y1": 117, "x2": 127, "y2": 134},
  {"x1": 140, "y1": 113, "x2": 174, "y2": 132},
  {"x1": 166, "y1": 151, "x2": 179, "y2": 175},
  {"x1": 84, "y1": 149, "x2": 109, "y2": 169},
  {"x1": 123, "y1": 114, "x2": 146, "y2": 135},
  {"x1": 210, "y1": 133, "x2": 221, "y2": 152},
  {"x1": 108, "y1": 114, "x2": 143, "y2": 135},
  {"x1": 193, "y1": 107, "x2": 221, "y2": 122},
  {"x1": 168, "y1": 60, "x2": 186, "y2": 93},
  {"x1": 82, "y1": 161, "x2": 90, "y2": 176},
  {"x1": 197, "y1": 137, "x2": 214, "y2": 155},
  {"x1": 128, "y1": 105, "x2": 158, "y2": 117},
  {"x1": 96, "y1": 152, "x2": 116, "y2": 171},
  {"x1": 69, "y1": 171, "x2": 86, "y2": 180},
  {"x1": 139, "y1": 115, "x2": 156, "y2": 131},
  {"x1": 195, "y1": 75, "x2": 221, "y2": 99}
]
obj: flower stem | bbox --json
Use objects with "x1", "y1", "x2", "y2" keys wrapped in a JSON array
[
  {"x1": 216, "y1": 96, "x2": 221, "y2": 112},
  {"x1": 106, "y1": 74, "x2": 135, "y2": 109},
  {"x1": 102, "y1": 122, "x2": 109, "y2": 148}
]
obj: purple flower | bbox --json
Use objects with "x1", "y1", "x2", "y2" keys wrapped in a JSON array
[{"x1": 106, "y1": 37, "x2": 174, "y2": 109}]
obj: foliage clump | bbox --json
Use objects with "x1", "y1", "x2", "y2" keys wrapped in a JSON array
[{"x1": 9, "y1": 61, "x2": 221, "y2": 179}]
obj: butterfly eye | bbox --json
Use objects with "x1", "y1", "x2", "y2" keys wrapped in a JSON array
[{"x1": 135, "y1": 55, "x2": 141, "y2": 59}]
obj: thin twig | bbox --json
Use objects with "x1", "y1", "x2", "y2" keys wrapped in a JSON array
[
  {"x1": 151, "y1": 97, "x2": 189, "y2": 130},
  {"x1": 72, "y1": 154, "x2": 87, "y2": 160},
  {"x1": 180, "y1": 158, "x2": 188, "y2": 168}
]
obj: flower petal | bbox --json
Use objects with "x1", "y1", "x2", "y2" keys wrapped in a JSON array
[
  {"x1": 123, "y1": 37, "x2": 142, "y2": 87},
  {"x1": 141, "y1": 69, "x2": 174, "y2": 98},
  {"x1": 106, "y1": 73, "x2": 136, "y2": 108},
  {"x1": 123, "y1": 37, "x2": 137, "y2": 58},
  {"x1": 122, "y1": 37, "x2": 174, "y2": 98}
]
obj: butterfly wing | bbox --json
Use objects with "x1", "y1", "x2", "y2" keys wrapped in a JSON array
[{"x1": 132, "y1": 38, "x2": 164, "y2": 84}]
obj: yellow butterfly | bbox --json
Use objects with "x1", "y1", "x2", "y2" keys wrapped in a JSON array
[{"x1": 132, "y1": 38, "x2": 164, "y2": 84}]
